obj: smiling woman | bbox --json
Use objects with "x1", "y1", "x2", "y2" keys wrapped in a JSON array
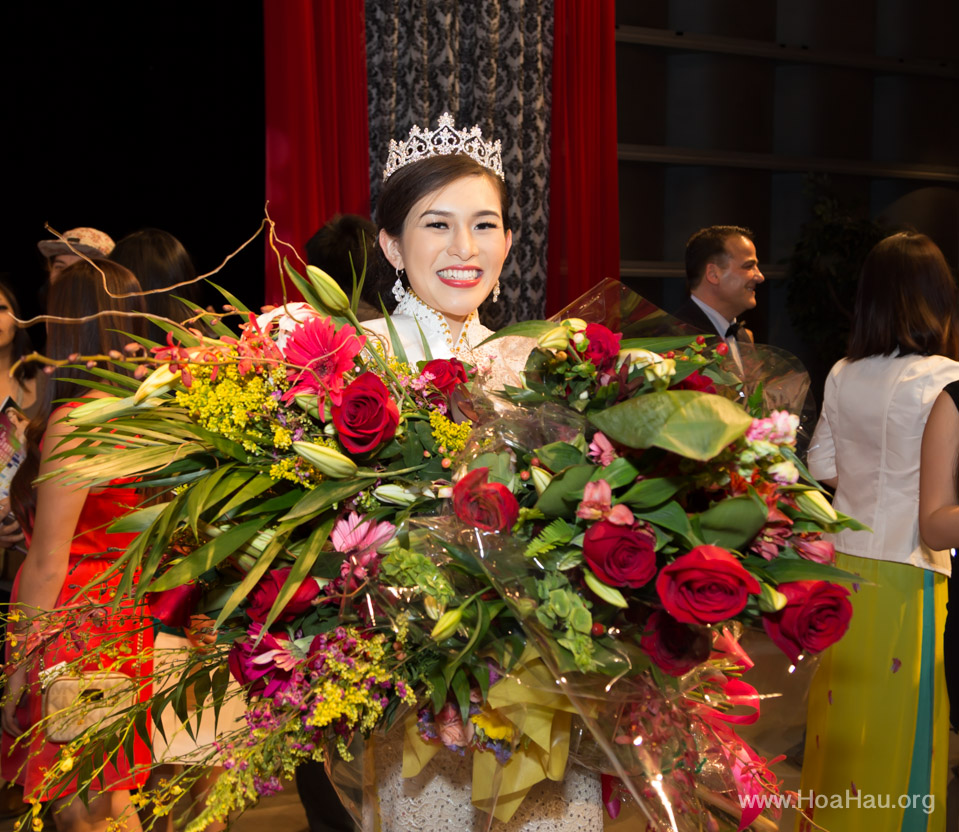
[{"x1": 363, "y1": 116, "x2": 528, "y2": 383}]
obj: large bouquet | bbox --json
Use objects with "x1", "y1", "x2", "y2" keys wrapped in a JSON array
[{"x1": 15, "y1": 268, "x2": 863, "y2": 831}]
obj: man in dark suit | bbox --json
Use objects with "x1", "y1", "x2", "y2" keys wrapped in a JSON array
[{"x1": 672, "y1": 225, "x2": 765, "y2": 351}]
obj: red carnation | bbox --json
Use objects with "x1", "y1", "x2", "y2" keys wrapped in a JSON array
[
  {"x1": 655, "y1": 545, "x2": 761, "y2": 625},
  {"x1": 452, "y1": 467, "x2": 519, "y2": 533}
]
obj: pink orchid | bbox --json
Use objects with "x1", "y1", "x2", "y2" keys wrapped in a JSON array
[
  {"x1": 587, "y1": 431, "x2": 618, "y2": 466},
  {"x1": 228, "y1": 623, "x2": 302, "y2": 697},
  {"x1": 576, "y1": 480, "x2": 634, "y2": 525}
]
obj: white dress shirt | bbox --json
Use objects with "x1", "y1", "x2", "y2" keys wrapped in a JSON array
[{"x1": 808, "y1": 352, "x2": 959, "y2": 575}]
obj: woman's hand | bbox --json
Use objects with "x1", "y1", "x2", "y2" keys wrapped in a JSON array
[
  {"x1": 185, "y1": 614, "x2": 217, "y2": 653},
  {"x1": 2, "y1": 664, "x2": 28, "y2": 737},
  {"x1": 0, "y1": 499, "x2": 24, "y2": 550}
]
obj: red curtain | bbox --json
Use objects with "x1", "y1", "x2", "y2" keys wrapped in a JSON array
[
  {"x1": 546, "y1": 0, "x2": 620, "y2": 315},
  {"x1": 263, "y1": 1, "x2": 370, "y2": 304}
]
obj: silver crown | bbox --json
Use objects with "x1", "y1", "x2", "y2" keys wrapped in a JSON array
[{"x1": 382, "y1": 113, "x2": 504, "y2": 181}]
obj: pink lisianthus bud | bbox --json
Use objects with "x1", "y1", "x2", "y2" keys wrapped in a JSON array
[
  {"x1": 588, "y1": 432, "x2": 618, "y2": 466},
  {"x1": 792, "y1": 534, "x2": 836, "y2": 565}
]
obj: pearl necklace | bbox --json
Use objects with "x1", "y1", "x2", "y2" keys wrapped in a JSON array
[{"x1": 393, "y1": 290, "x2": 479, "y2": 355}]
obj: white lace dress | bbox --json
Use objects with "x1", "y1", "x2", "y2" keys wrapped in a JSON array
[
  {"x1": 362, "y1": 291, "x2": 532, "y2": 390},
  {"x1": 365, "y1": 728, "x2": 603, "y2": 832}
]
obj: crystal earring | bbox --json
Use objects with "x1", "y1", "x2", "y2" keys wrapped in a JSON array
[
  {"x1": 392, "y1": 268, "x2": 407, "y2": 303},
  {"x1": 492, "y1": 281, "x2": 501, "y2": 303}
]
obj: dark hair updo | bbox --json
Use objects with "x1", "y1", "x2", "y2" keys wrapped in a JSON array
[
  {"x1": 110, "y1": 228, "x2": 199, "y2": 337},
  {"x1": 847, "y1": 232, "x2": 959, "y2": 362},
  {"x1": 371, "y1": 154, "x2": 511, "y2": 311}
]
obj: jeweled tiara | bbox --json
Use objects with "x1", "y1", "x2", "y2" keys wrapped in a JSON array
[{"x1": 382, "y1": 112, "x2": 504, "y2": 181}]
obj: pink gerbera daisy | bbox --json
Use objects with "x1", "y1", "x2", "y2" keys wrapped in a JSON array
[{"x1": 282, "y1": 316, "x2": 366, "y2": 408}]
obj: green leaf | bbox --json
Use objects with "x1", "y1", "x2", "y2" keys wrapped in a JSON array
[
  {"x1": 379, "y1": 303, "x2": 409, "y2": 366},
  {"x1": 536, "y1": 442, "x2": 586, "y2": 472},
  {"x1": 535, "y1": 464, "x2": 595, "y2": 517},
  {"x1": 281, "y1": 259, "x2": 323, "y2": 309},
  {"x1": 589, "y1": 391, "x2": 752, "y2": 460},
  {"x1": 450, "y1": 667, "x2": 472, "y2": 723},
  {"x1": 147, "y1": 518, "x2": 264, "y2": 591},
  {"x1": 413, "y1": 319, "x2": 434, "y2": 362},
  {"x1": 696, "y1": 495, "x2": 768, "y2": 551},
  {"x1": 429, "y1": 671, "x2": 448, "y2": 713},
  {"x1": 107, "y1": 502, "x2": 168, "y2": 534},
  {"x1": 525, "y1": 518, "x2": 576, "y2": 558},
  {"x1": 618, "y1": 477, "x2": 684, "y2": 509},
  {"x1": 217, "y1": 473, "x2": 277, "y2": 518},
  {"x1": 185, "y1": 463, "x2": 237, "y2": 532},
  {"x1": 619, "y1": 335, "x2": 701, "y2": 352},
  {"x1": 211, "y1": 664, "x2": 231, "y2": 724},
  {"x1": 764, "y1": 559, "x2": 861, "y2": 585},
  {"x1": 588, "y1": 457, "x2": 639, "y2": 489},
  {"x1": 636, "y1": 501, "x2": 700, "y2": 546},
  {"x1": 583, "y1": 570, "x2": 628, "y2": 608},
  {"x1": 280, "y1": 477, "x2": 375, "y2": 523},
  {"x1": 207, "y1": 280, "x2": 252, "y2": 315},
  {"x1": 259, "y1": 517, "x2": 335, "y2": 633},
  {"x1": 477, "y1": 320, "x2": 556, "y2": 344}
]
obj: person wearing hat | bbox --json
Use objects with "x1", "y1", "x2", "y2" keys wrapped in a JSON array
[{"x1": 37, "y1": 227, "x2": 115, "y2": 282}]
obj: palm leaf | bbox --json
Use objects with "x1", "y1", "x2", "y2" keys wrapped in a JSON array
[{"x1": 146, "y1": 517, "x2": 264, "y2": 592}]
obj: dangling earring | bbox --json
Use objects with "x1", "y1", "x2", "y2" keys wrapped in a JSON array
[
  {"x1": 492, "y1": 280, "x2": 501, "y2": 303},
  {"x1": 392, "y1": 267, "x2": 407, "y2": 303}
]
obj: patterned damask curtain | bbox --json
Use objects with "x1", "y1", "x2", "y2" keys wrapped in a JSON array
[{"x1": 365, "y1": 0, "x2": 554, "y2": 327}]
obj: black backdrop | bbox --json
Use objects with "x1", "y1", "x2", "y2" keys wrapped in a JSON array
[{"x1": 1, "y1": 1, "x2": 267, "y2": 340}]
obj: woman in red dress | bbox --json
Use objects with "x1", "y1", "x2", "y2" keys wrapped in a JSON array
[{"x1": 1, "y1": 260, "x2": 151, "y2": 832}]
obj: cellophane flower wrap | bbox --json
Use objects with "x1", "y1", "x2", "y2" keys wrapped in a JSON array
[{"x1": 13, "y1": 270, "x2": 866, "y2": 832}]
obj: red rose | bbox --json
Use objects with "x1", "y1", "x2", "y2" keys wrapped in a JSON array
[
  {"x1": 583, "y1": 323, "x2": 622, "y2": 372},
  {"x1": 762, "y1": 580, "x2": 852, "y2": 663},
  {"x1": 247, "y1": 567, "x2": 322, "y2": 623},
  {"x1": 583, "y1": 519, "x2": 657, "y2": 588},
  {"x1": 331, "y1": 371, "x2": 400, "y2": 454},
  {"x1": 420, "y1": 358, "x2": 469, "y2": 397},
  {"x1": 640, "y1": 610, "x2": 712, "y2": 676},
  {"x1": 674, "y1": 370, "x2": 716, "y2": 394},
  {"x1": 655, "y1": 545, "x2": 761, "y2": 625},
  {"x1": 147, "y1": 582, "x2": 202, "y2": 628},
  {"x1": 452, "y1": 467, "x2": 519, "y2": 533}
]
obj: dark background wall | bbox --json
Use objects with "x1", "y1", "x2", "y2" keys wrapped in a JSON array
[
  {"x1": 615, "y1": 0, "x2": 959, "y2": 400},
  {"x1": 1, "y1": 1, "x2": 266, "y2": 334}
]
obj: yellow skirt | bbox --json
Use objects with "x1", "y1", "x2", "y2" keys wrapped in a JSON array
[{"x1": 798, "y1": 555, "x2": 949, "y2": 831}]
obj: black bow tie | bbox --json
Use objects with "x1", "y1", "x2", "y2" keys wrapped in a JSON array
[{"x1": 725, "y1": 321, "x2": 743, "y2": 339}]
